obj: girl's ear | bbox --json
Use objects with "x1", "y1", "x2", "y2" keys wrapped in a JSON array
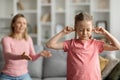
[{"x1": 74, "y1": 25, "x2": 77, "y2": 39}]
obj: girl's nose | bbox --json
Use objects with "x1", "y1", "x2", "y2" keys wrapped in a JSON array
[{"x1": 83, "y1": 30, "x2": 87, "y2": 35}]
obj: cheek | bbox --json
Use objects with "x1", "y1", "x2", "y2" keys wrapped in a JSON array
[
  {"x1": 21, "y1": 24, "x2": 27, "y2": 30},
  {"x1": 23, "y1": 26, "x2": 27, "y2": 31},
  {"x1": 14, "y1": 25, "x2": 19, "y2": 30},
  {"x1": 14, "y1": 24, "x2": 21, "y2": 29},
  {"x1": 77, "y1": 31, "x2": 82, "y2": 36},
  {"x1": 23, "y1": 26, "x2": 26, "y2": 29},
  {"x1": 88, "y1": 31, "x2": 93, "y2": 35},
  {"x1": 24, "y1": 24, "x2": 27, "y2": 28}
]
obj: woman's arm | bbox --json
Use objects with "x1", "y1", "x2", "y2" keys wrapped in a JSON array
[
  {"x1": 28, "y1": 36, "x2": 51, "y2": 61},
  {"x1": 2, "y1": 37, "x2": 22, "y2": 60},
  {"x1": 21, "y1": 50, "x2": 51, "y2": 61},
  {"x1": 46, "y1": 26, "x2": 74, "y2": 50}
]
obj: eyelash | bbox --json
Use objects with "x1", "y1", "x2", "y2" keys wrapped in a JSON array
[{"x1": 79, "y1": 29, "x2": 90, "y2": 31}]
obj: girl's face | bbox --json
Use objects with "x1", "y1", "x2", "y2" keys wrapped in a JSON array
[
  {"x1": 76, "y1": 21, "x2": 93, "y2": 40},
  {"x1": 13, "y1": 17, "x2": 27, "y2": 34}
]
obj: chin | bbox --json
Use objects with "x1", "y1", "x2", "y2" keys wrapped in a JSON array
[
  {"x1": 79, "y1": 39, "x2": 88, "y2": 41},
  {"x1": 81, "y1": 37, "x2": 89, "y2": 40},
  {"x1": 16, "y1": 31, "x2": 24, "y2": 34}
]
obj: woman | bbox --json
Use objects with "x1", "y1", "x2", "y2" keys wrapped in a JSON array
[{"x1": 0, "y1": 13, "x2": 51, "y2": 80}]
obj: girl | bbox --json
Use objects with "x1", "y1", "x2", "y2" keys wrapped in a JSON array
[
  {"x1": 0, "y1": 13, "x2": 52, "y2": 80},
  {"x1": 46, "y1": 12, "x2": 120, "y2": 80}
]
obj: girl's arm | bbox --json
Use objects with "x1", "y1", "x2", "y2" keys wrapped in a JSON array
[
  {"x1": 94, "y1": 27, "x2": 120, "y2": 51},
  {"x1": 46, "y1": 26, "x2": 74, "y2": 50}
]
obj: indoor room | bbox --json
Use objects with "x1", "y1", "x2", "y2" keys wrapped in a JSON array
[{"x1": 0, "y1": 0, "x2": 120, "y2": 80}]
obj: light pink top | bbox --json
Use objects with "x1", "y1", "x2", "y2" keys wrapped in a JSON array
[
  {"x1": 63, "y1": 39, "x2": 104, "y2": 80},
  {"x1": 1, "y1": 36, "x2": 41, "y2": 77}
]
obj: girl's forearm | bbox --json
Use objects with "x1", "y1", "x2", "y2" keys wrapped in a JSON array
[
  {"x1": 47, "y1": 31, "x2": 66, "y2": 48},
  {"x1": 104, "y1": 31, "x2": 120, "y2": 50}
]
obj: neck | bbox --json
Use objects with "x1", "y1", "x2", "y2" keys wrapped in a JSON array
[
  {"x1": 78, "y1": 38, "x2": 91, "y2": 42},
  {"x1": 13, "y1": 33, "x2": 23, "y2": 40}
]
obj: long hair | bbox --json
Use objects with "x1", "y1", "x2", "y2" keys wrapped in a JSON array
[
  {"x1": 9, "y1": 13, "x2": 28, "y2": 40},
  {"x1": 74, "y1": 12, "x2": 93, "y2": 39}
]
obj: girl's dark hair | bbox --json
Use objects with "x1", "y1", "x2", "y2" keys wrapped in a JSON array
[
  {"x1": 74, "y1": 12, "x2": 93, "y2": 39},
  {"x1": 9, "y1": 13, "x2": 28, "y2": 40}
]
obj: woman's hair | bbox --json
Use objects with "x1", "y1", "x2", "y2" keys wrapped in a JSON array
[
  {"x1": 9, "y1": 13, "x2": 28, "y2": 40},
  {"x1": 74, "y1": 12, "x2": 93, "y2": 39}
]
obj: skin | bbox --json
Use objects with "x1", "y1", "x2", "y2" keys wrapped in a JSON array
[
  {"x1": 13, "y1": 17, "x2": 27, "y2": 35},
  {"x1": 76, "y1": 21, "x2": 93, "y2": 41},
  {"x1": 12, "y1": 17, "x2": 27, "y2": 40},
  {"x1": 13, "y1": 17, "x2": 52, "y2": 60},
  {"x1": 47, "y1": 20, "x2": 120, "y2": 51}
]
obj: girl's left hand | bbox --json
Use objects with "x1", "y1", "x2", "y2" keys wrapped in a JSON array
[
  {"x1": 62, "y1": 26, "x2": 74, "y2": 34},
  {"x1": 93, "y1": 27, "x2": 107, "y2": 35},
  {"x1": 40, "y1": 50, "x2": 52, "y2": 58}
]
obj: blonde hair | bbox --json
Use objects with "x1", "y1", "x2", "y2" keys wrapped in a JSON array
[
  {"x1": 74, "y1": 12, "x2": 93, "y2": 39},
  {"x1": 9, "y1": 13, "x2": 28, "y2": 40}
]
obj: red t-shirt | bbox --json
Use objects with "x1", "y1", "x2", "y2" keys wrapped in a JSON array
[{"x1": 63, "y1": 39, "x2": 104, "y2": 80}]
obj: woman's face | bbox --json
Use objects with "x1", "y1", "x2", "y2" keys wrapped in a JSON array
[
  {"x1": 76, "y1": 21, "x2": 93, "y2": 40},
  {"x1": 13, "y1": 17, "x2": 27, "y2": 34}
]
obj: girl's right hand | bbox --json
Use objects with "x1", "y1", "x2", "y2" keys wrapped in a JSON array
[{"x1": 62, "y1": 26, "x2": 74, "y2": 34}]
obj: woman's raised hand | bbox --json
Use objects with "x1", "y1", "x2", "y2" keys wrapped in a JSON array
[{"x1": 40, "y1": 50, "x2": 52, "y2": 58}]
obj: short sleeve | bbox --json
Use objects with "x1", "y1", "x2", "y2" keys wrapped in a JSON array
[
  {"x1": 95, "y1": 40, "x2": 104, "y2": 53},
  {"x1": 63, "y1": 39, "x2": 72, "y2": 52}
]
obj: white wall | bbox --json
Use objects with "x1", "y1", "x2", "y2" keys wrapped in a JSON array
[{"x1": 110, "y1": 0, "x2": 120, "y2": 41}]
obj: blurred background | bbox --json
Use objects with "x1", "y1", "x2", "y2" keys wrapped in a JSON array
[{"x1": 0, "y1": 0, "x2": 120, "y2": 46}]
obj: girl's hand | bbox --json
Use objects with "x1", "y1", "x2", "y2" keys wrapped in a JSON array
[
  {"x1": 40, "y1": 50, "x2": 52, "y2": 58},
  {"x1": 93, "y1": 27, "x2": 107, "y2": 35},
  {"x1": 21, "y1": 52, "x2": 32, "y2": 60},
  {"x1": 62, "y1": 26, "x2": 74, "y2": 34}
]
